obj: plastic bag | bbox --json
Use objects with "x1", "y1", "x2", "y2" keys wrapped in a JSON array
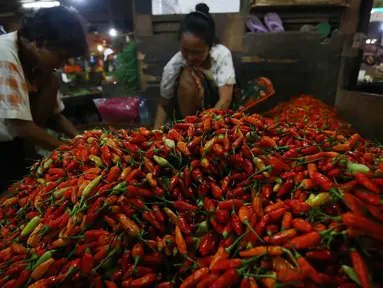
[
  {"x1": 232, "y1": 77, "x2": 275, "y2": 112},
  {"x1": 152, "y1": 0, "x2": 181, "y2": 15},
  {"x1": 94, "y1": 97, "x2": 140, "y2": 123}
]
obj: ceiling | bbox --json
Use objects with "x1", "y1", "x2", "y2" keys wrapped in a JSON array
[{"x1": 0, "y1": 0, "x2": 133, "y2": 34}]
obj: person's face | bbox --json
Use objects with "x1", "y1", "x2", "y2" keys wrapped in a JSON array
[
  {"x1": 35, "y1": 46, "x2": 69, "y2": 72},
  {"x1": 180, "y1": 32, "x2": 209, "y2": 67}
]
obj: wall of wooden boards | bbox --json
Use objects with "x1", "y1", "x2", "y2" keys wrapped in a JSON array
[
  {"x1": 134, "y1": 0, "x2": 345, "y2": 122},
  {"x1": 335, "y1": 91, "x2": 383, "y2": 142}
]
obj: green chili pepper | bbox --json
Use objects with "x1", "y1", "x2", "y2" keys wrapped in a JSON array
[
  {"x1": 158, "y1": 177, "x2": 170, "y2": 191},
  {"x1": 54, "y1": 187, "x2": 71, "y2": 199},
  {"x1": 33, "y1": 250, "x2": 56, "y2": 269},
  {"x1": 43, "y1": 159, "x2": 54, "y2": 170},
  {"x1": 203, "y1": 137, "x2": 216, "y2": 154},
  {"x1": 100, "y1": 247, "x2": 122, "y2": 270},
  {"x1": 195, "y1": 221, "x2": 209, "y2": 236},
  {"x1": 309, "y1": 193, "x2": 331, "y2": 207},
  {"x1": 21, "y1": 216, "x2": 41, "y2": 237},
  {"x1": 347, "y1": 162, "x2": 370, "y2": 173},
  {"x1": 274, "y1": 177, "x2": 283, "y2": 184},
  {"x1": 37, "y1": 166, "x2": 43, "y2": 177},
  {"x1": 112, "y1": 182, "x2": 128, "y2": 191},
  {"x1": 89, "y1": 155, "x2": 104, "y2": 167},
  {"x1": 153, "y1": 156, "x2": 170, "y2": 168},
  {"x1": 82, "y1": 175, "x2": 103, "y2": 199},
  {"x1": 342, "y1": 265, "x2": 361, "y2": 286},
  {"x1": 164, "y1": 139, "x2": 175, "y2": 150}
]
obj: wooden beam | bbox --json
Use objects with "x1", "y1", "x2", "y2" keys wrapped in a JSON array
[{"x1": 250, "y1": 0, "x2": 347, "y2": 7}]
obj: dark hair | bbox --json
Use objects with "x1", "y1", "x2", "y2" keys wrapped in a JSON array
[
  {"x1": 179, "y1": 3, "x2": 216, "y2": 48},
  {"x1": 19, "y1": 6, "x2": 88, "y2": 57}
]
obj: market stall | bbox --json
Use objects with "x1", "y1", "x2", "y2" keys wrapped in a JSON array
[
  {"x1": 1, "y1": 95, "x2": 382, "y2": 287},
  {"x1": 0, "y1": 1, "x2": 383, "y2": 287}
]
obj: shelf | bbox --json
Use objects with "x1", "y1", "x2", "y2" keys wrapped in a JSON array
[{"x1": 250, "y1": 0, "x2": 348, "y2": 7}]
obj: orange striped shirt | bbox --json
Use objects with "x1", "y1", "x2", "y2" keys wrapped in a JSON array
[{"x1": 0, "y1": 32, "x2": 64, "y2": 141}]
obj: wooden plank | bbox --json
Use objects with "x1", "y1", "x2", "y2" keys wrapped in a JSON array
[
  {"x1": 335, "y1": 91, "x2": 383, "y2": 142},
  {"x1": 250, "y1": 0, "x2": 347, "y2": 7},
  {"x1": 153, "y1": 22, "x2": 180, "y2": 33},
  {"x1": 135, "y1": 14, "x2": 153, "y2": 37},
  {"x1": 219, "y1": 14, "x2": 246, "y2": 52}
]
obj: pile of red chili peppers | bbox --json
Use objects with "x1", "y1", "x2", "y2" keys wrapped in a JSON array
[{"x1": 0, "y1": 95, "x2": 382, "y2": 288}]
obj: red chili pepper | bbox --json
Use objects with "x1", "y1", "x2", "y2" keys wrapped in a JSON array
[
  {"x1": 306, "y1": 250, "x2": 335, "y2": 261},
  {"x1": 199, "y1": 232, "x2": 213, "y2": 256},
  {"x1": 284, "y1": 199, "x2": 311, "y2": 214},
  {"x1": 296, "y1": 252, "x2": 324, "y2": 284},
  {"x1": 301, "y1": 145, "x2": 319, "y2": 155},
  {"x1": 178, "y1": 216, "x2": 192, "y2": 235},
  {"x1": 343, "y1": 193, "x2": 366, "y2": 216},
  {"x1": 256, "y1": 214, "x2": 271, "y2": 237},
  {"x1": 365, "y1": 203, "x2": 383, "y2": 222},
  {"x1": 210, "y1": 217, "x2": 225, "y2": 234},
  {"x1": 216, "y1": 209, "x2": 230, "y2": 223},
  {"x1": 181, "y1": 267, "x2": 210, "y2": 288},
  {"x1": 313, "y1": 172, "x2": 335, "y2": 191},
  {"x1": 188, "y1": 137, "x2": 202, "y2": 150},
  {"x1": 268, "y1": 207, "x2": 288, "y2": 222},
  {"x1": 107, "y1": 166, "x2": 121, "y2": 182},
  {"x1": 177, "y1": 141, "x2": 191, "y2": 157},
  {"x1": 284, "y1": 231, "x2": 321, "y2": 249},
  {"x1": 100, "y1": 145, "x2": 111, "y2": 166},
  {"x1": 192, "y1": 169, "x2": 203, "y2": 183},
  {"x1": 277, "y1": 179, "x2": 294, "y2": 197},
  {"x1": 341, "y1": 212, "x2": 383, "y2": 241},
  {"x1": 130, "y1": 274, "x2": 157, "y2": 288},
  {"x1": 355, "y1": 172, "x2": 380, "y2": 194},
  {"x1": 218, "y1": 199, "x2": 243, "y2": 211},
  {"x1": 350, "y1": 250, "x2": 371, "y2": 288},
  {"x1": 243, "y1": 159, "x2": 255, "y2": 175},
  {"x1": 210, "y1": 183, "x2": 224, "y2": 199},
  {"x1": 48, "y1": 168, "x2": 66, "y2": 177},
  {"x1": 269, "y1": 156, "x2": 290, "y2": 171},
  {"x1": 268, "y1": 229, "x2": 297, "y2": 245},
  {"x1": 281, "y1": 212, "x2": 292, "y2": 231},
  {"x1": 203, "y1": 198, "x2": 215, "y2": 214},
  {"x1": 209, "y1": 268, "x2": 240, "y2": 288},
  {"x1": 81, "y1": 249, "x2": 93, "y2": 274},
  {"x1": 292, "y1": 218, "x2": 313, "y2": 233},
  {"x1": 307, "y1": 163, "x2": 318, "y2": 180},
  {"x1": 196, "y1": 273, "x2": 219, "y2": 288},
  {"x1": 174, "y1": 201, "x2": 198, "y2": 212},
  {"x1": 143, "y1": 211, "x2": 164, "y2": 232},
  {"x1": 282, "y1": 148, "x2": 299, "y2": 159},
  {"x1": 231, "y1": 213, "x2": 243, "y2": 235},
  {"x1": 175, "y1": 225, "x2": 187, "y2": 255},
  {"x1": 228, "y1": 187, "x2": 244, "y2": 198},
  {"x1": 354, "y1": 189, "x2": 382, "y2": 206}
]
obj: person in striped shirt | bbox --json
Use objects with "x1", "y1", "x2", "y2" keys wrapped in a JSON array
[{"x1": 0, "y1": 6, "x2": 88, "y2": 190}]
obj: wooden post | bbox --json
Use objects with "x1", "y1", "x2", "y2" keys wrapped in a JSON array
[{"x1": 134, "y1": 0, "x2": 153, "y2": 37}]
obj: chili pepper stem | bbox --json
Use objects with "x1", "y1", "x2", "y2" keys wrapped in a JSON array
[
  {"x1": 244, "y1": 219, "x2": 264, "y2": 243},
  {"x1": 226, "y1": 231, "x2": 250, "y2": 253},
  {"x1": 246, "y1": 165, "x2": 272, "y2": 180}
]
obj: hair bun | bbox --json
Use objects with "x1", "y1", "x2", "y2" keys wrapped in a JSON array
[{"x1": 195, "y1": 3, "x2": 210, "y2": 14}]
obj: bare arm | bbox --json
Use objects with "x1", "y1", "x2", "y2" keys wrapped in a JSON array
[
  {"x1": 10, "y1": 119, "x2": 65, "y2": 150},
  {"x1": 215, "y1": 85, "x2": 234, "y2": 110},
  {"x1": 52, "y1": 114, "x2": 80, "y2": 138},
  {"x1": 154, "y1": 98, "x2": 171, "y2": 129}
]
